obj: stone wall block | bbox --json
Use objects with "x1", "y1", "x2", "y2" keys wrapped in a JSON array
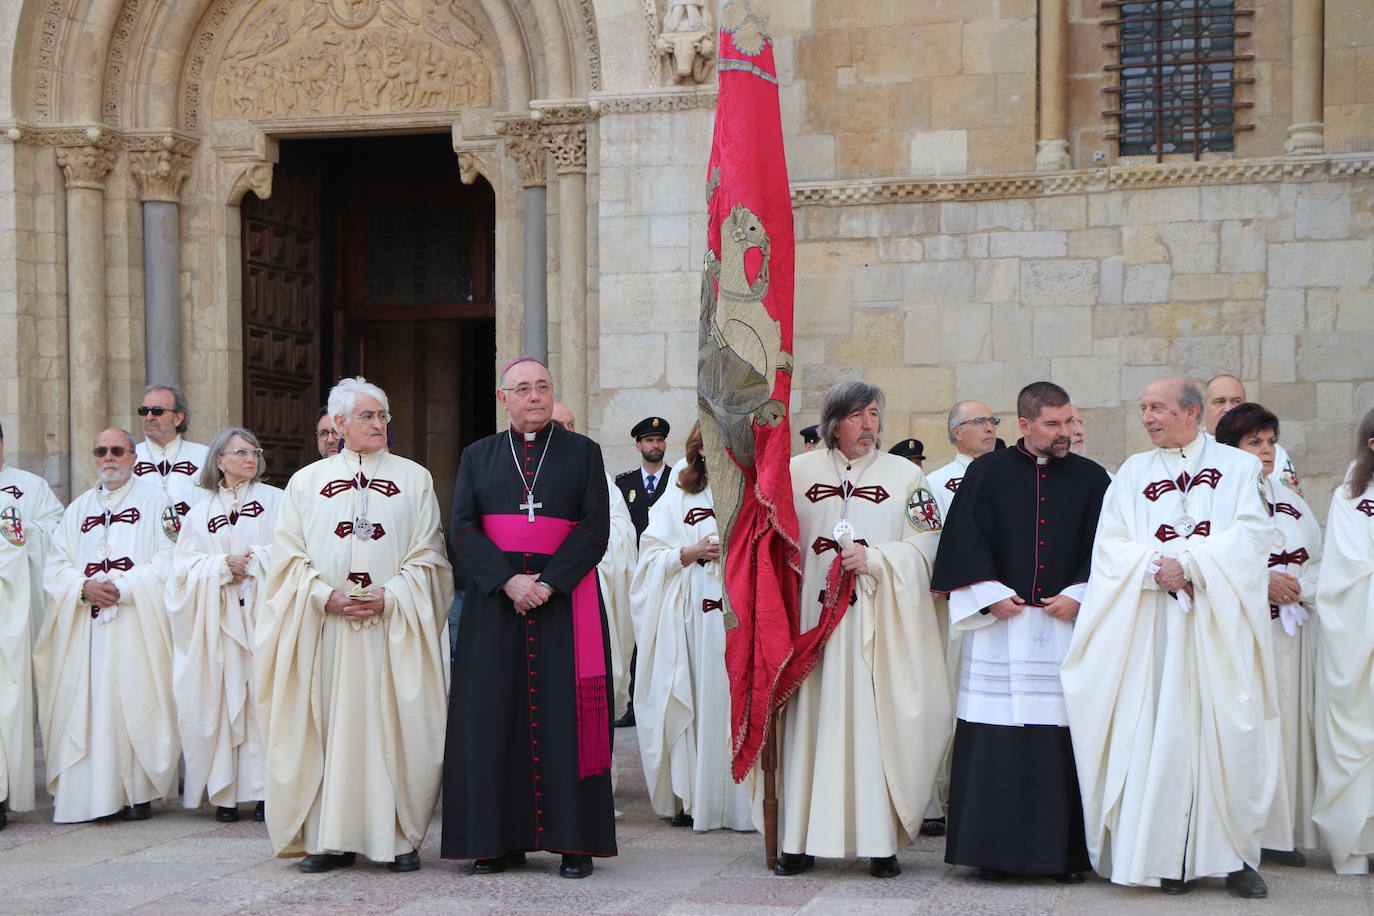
[
  {"x1": 1034, "y1": 196, "x2": 1088, "y2": 231},
  {"x1": 1257, "y1": 382, "x2": 1317, "y2": 422},
  {"x1": 1261, "y1": 334, "x2": 1297, "y2": 382},
  {"x1": 1167, "y1": 335, "x2": 1242, "y2": 380},
  {"x1": 1264, "y1": 288, "x2": 1306, "y2": 331},
  {"x1": 1121, "y1": 224, "x2": 1169, "y2": 263},
  {"x1": 869, "y1": 366, "x2": 955, "y2": 410},
  {"x1": 1053, "y1": 356, "x2": 1121, "y2": 407},
  {"x1": 902, "y1": 305, "x2": 942, "y2": 365},
  {"x1": 939, "y1": 303, "x2": 992, "y2": 362},
  {"x1": 1296, "y1": 193, "x2": 1353, "y2": 240},
  {"x1": 796, "y1": 239, "x2": 881, "y2": 274},
  {"x1": 1032, "y1": 306, "x2": 1094, "y2": 357},
  {"x1": 878, "y1": 237, "x2": 925, "y2": 262},
  {"x1": 989, "y1": 231, "x2": 1067, "y2": 258},
  {"x1": 1270, "y1": 241, "x2": 1374, "y2": 288},
  {"x1": 1297, "y1": 332, "x2": 1374, "y2": 381},
  {"x1": 795, "y1": 276, "x2": 854, "y2": 336},
  {"x1": 1093, "y1": 304, "x2": 1149, "y2": 339},
  {"x1": 904, "y1": 261, "x2": 976, "y2": 305},
  {"x1": 1305, "y1": 289, "x2": 1339, "y2": 331},
  {"x1": 1121, "y1": 335, "x2": 1169, "y2": 365},
  {"x1": 1171, "y1": 274, "x2": 1232, "y2": 301},
  {"x1": 966, "y1": 233, "x2": 990, "y2": 259},
  {"x1": 1139, "y1": 187, "x2": 1200, "y2": 223},
  {"x1": 962, "y1": 18, "x2": 1036, "y2": 74},
  {"x1": 975, "y1": 258, "x2": 1019, "y2": 302},
  {"x1": 991, "y1": 304, "x2": 1033, "y2": 359},
  {"x1": 1199, "y1": 184, "x2": 1281, "y2": 221},
  {"x1": 1020, "y1": 259, "x2": 1098, "y2": 305},
  {"x1": 976, "y1": 200, "x2": 1036, "y2": 231},
  {"x1": 941, "y1": 202, "x2": 977, "y2": 234},
  {"x1": 1219, "y1": 221, "x2": 1267, "y2": 273},
  {"x1": 911, "y1": 130, "x2": 969, "y2": 175},
  {"x1": 1088, "y1": 191, "x2": 1133, "y2": 227},
  {"x1": 1156, "y1": 222, "x2": 1220, "y2": 273},
  {"x1": 924, "y1": 235, "x2": 967, "y2": 261},
  {"x1": 1068, "y1": 228, "x2": 1122, "y2": 258},
  {"x1": 954, "y1": 360, "x2": 1005, "y2": 411},
  {"x1": 1122, "y1": 263, "x2": 1171, "y2": 303},
  {"x1": 1336, "y1": 286, "x2": 1374, "y2": 330},
  {"x1": 837, "y1": 309, "x2": 905, "y2": 364},
  {"x1": 1099, "y1": 255, "x2": 1123, "y2": 304},
  {"x1": 851, "y1": 264, "x2": 905, "y2": 304}
]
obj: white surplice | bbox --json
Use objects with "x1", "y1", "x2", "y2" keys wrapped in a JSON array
[
  {"x1": 33, "y1": 477, "x2": 178, "y2": 822},
  {"x1": 0, "y1": 463, "x2": 62, "y2": 814},
  {"x1": 134, "y1": 436, "x2": 209, "y2": 534},
  {"x1": 631, "y1": 462, "x2": 752, "y2": 831},
  {"x1": 1259, "y1": 480, "x2": 1322, "y2": 852},
  {"x1": 1312, "y1": 475, "x2": 1374, "y2": 874},
  {"x1": 258, "y1": 449, "x2": 452, "y2": 860},
  {"x1": 769, "y1": 448, "x2": 951, "y2": 858},
  {"x1": 599, "y1": 473, "x2": 637, "y2": 721},
  {"x1": 166, "y1": 481, "x2": 283, "y2": 809},
  {"x1": 1062, "y1": 436, "x2": 1281, "y2": 885}
]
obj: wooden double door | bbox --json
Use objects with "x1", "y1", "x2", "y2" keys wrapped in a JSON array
[{"x1": 241, "y1": 133, "x2": 495, "y2": 510}]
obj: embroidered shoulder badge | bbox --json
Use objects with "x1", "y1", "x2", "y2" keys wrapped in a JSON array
[
  {"x1": 161, "y1": 504, "x2": 182, "y2": 542},
  {"x1": 0, "y1": 505, "x2": 24, "y2": 546},
  {"x1": 906, "y1": 486, "x2": 942, "y2": 532}
]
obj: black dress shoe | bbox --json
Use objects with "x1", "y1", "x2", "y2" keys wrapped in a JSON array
[
  {"x1": 773, "y1": 852, "x2": 815, "y2": 876},
  {"x1": 121, "y1": 802, "x2": 151, "y2": 821},
  {"x1": 869, "y1": 855, "x2": 901, "y2": 878},
  {"x1": 253, "y1": 801, "x2": 265, "y2": 822},
  {"x1": 919, "y1": 817, "x2": 946, "y2": 837},
  {"x1": 560, "y1": 854, "x2": 594, "y2": 879},
  {"x1": 0, "y1": 799, "x2": 7, "y2": 831},
  {"x1": 670, "y1": 812, "x2": 694, "y2": 828},
  {"x1": 1054, "y1": 871, "x2": 1085, "y2": 884},
  {"x1": 299, "y1": 852, "x2": 357, "y2": 873},
  {"x1": 1160, "y1": 877, "x2": 1192, "y2": 895},
  {"x1": 389, "y1": 850, "x2": 421, "y2": 872},
  {"x1": 613, "y1": 706, "x2": 636, "y2": 728},
  {"x1": 1226, "y1": 864, "x2": 1267, "y2": 898},
  {"x1": 472, "y1": 850, "x2": 526, "y2": 874},
  {"x1": 1262, "y1": 847, "x2": 1307, "y2": 867},
  {"x1": 216, "y1": 806, "x2": 239, "y2": 822},
  {"x1": 978, "y1": 868, "x2": 1010, "y2": 882}
]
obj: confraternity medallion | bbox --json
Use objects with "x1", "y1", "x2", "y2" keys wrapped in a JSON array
[
  {"x1": 0, "y1": 505, "x2": 23, "y2": 546},
  {"x1": 161, "y1": 505, "x2": 182, "y2": 541},
  {"x1": 353, "y1": 516, "x2": 376, "y2": 541},
  {"x1": 832, "y1": 519, "x2": 855, "y2": 544},
  {"x1": 1173, "y1": 513, "x2": 1196, "y2": 539}
]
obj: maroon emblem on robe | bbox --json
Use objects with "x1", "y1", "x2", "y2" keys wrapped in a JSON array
[
  {"x1": 1269, "y1": 548, "x2": 1310, "y2": 568},
  {"x1": 320, "y1": 477, "x2": 401, "y2": 498},
  {"x1": 1273, "y1": 502, "x2": 1302, "y2": 519},
  {"x1": 1143, "y1": 468, "x2": 1223, "y2": 502},
  {"x1": 1357, "y1": 499, "x2": 1374, "y2": 518},
  {"x1": 81, "y1": 507, "x2": 141, "y2": 533},
  {"x1": 1, "y1": 485, "x2": 23, "y2": 499},
  {"x1": 347, "y1": 572, "x2": 373, "y2": 589},
  {"x1": 803, "y1": 482, "x2": 889, "y2": 504},
  {"x1": 84, "y1": 556, "x2": 135, "y2": 576},
  {"x1": 684, "y1": 507, "x2": 716, "y2": 525},
  {"x1": 944, "y1": 477, "x2": 961, "y2": 494},
  {"x1": 335, "y1": 521, "x2": 386, "y2": 540},
  {"x1": 1154, "y1": 520, "x2": 1211, "y2": 542}
]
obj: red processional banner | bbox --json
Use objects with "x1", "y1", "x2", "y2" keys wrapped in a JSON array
[{"x1": 696, "y1": 1, "x2": 804, "y2": 781}]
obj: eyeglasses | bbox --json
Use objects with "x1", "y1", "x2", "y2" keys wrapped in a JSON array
[
  {"x1": 501, "y1": 382, "x2": 552, "y2": 399},
  {"x1": 92, "y1": 446, "x2": 129, "y2": 457},
  {"x1": 315, "y1": 429, "x2": 337, "y2": 440},
  {"x1": 956, "y1": 416, "x2": 1001, "y2": 429},
  {"x1": 137, "y1": 406, "x2": 176, "y2": 417},
  {"x1": 224, "y1": 448, "x2": 264, "y2": 459},
  {"x1": 350, "y1": 411, "x2": 392, "y2": 424}
]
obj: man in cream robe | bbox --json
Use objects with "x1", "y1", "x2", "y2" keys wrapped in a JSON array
[
  {"x1": 167, "y1": 463, "x2": 282, "y2": 819},
  {"x1": 632, "y1": 454, "x2": 752, "y2": 832},
  {"x1": 1062, "y1": 378, "x2": 1278, "y2": 898},
  {"x1": 0, "y1": 424, "x2": 63, "y2": 828},
  {"x1": 134, "y1": 385, "x2": 209, "y2": 537},
  {"x1": 258, "y1": 377, "x2": 452, "y2": 872},
  {"x1": 1311, "y1": 427, "x2": 1374, "y2": 875},
  {"x1": 770, "y1": 381, "x2": 950, "y2": 879},
  {"x1": 33, "y1": 429, "x2": 178, "y2": 823}
]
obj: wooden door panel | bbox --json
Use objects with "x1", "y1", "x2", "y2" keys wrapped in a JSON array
[{"x1": 242, "y1": 168, "x2": 321, "y2": 485}]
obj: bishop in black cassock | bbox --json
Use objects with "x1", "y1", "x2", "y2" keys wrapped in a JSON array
[
  {"x1": 930, "y1": 383, "x2": 1109, "y2": 881},
  {"x1": 441, "y1": 358, "x2": 616, "y2": 879}
]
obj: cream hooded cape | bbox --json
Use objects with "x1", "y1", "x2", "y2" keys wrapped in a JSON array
[
  {"x1": 1062, "y1": 441, "x2": 1279, "y2": 885},
  {"x1": 599, "y1": 473, "x2": 638, "y2": 721},
  {"x1": 256, "y1": 449, "x2": 452, "y2": 859}
]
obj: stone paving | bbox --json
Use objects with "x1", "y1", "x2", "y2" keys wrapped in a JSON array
[{"x1": 3, "y1": 727, "x2": 1372, "y2": 915}]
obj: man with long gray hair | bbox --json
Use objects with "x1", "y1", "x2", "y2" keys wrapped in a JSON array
[{"x1": 771, "y1": 380, "x2": 951, "y2": 879}]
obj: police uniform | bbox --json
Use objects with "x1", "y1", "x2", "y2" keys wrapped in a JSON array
[
  {"x1": 615, "y1": 417, "x2": 672, "y2": 539},
  {"x1": 889, "y1": 438, "x2": 926, "y2": 464},
  {"x1": 800, "y1": 425, "x2": 820, "y2": 447}
]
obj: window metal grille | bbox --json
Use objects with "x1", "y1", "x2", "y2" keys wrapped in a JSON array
[{"x1": 1102, "y1": 1, "x2": 1254, "y2": 160}]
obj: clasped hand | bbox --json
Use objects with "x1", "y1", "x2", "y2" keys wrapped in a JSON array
[
  {"x1": 1153, "y1": 557, "x2": 1194, "y2": 599},
  {"x1": 681, "y1": 536, "x2": 721, "y2": 566},
  {"x1": 503, "y1": 573, "x2": 550, "y2": 616},
  {"x1": 324, "y1": 588, "x2": 385, "y2": 621},
  {"x1": 83, "y1": 578, "x2": 121, "y2": 608},
  {"x1": 225, "y1": 551, "x2": 253, "y2": 584},
  {"x1": 1268, "y1": 570, "x2": 1301, "y2": 606}
]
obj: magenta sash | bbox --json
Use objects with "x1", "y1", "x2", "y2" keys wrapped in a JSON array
[{"x1": 481, "y1": 514, "x2": 611, "y2": 778}]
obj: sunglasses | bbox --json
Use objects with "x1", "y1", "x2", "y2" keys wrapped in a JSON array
[
  {"x1": 92, "y1": 446, "x2": 129, "y2": 458},
  {"x1": 137, "y1": 406, "x2": 176, "y2": 417}
]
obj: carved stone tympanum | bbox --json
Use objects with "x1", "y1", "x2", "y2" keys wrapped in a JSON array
[{"x1": 216, "y1": 0, "x2": 494, "y2": 119}]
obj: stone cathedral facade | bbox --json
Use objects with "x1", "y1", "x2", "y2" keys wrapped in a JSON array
[{"x1": 0, "y1": 0, "x2": 1370, "y2": 514}]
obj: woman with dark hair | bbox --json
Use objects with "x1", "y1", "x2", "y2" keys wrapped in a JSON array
[
  {"x1": 1215, "y1": 403, "x2": 1321, "y2": 865},
  {"x1": 1313, "y1": 405, "x2": 1374, "y2": 874},
  {"x1": 628, "y1": 421, "x2": 753, "y2": 833},
  {"x1": 165, "y1": 427, "x2": 282, "y2": 823}
]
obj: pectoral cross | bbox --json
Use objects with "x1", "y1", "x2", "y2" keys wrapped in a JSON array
[{"x1": 520, "y1": 497, "x2": 543, "y2": 522}]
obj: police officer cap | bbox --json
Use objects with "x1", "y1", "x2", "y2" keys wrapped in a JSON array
[
  {"x1": 889, "y1": 438, "x2": 926, "y2": 460},
  {"x1": 631, "y1": 416, "x2": 670, "y2": 440},
  {"x1": 800, "y1": 425, "x2": 820, "y2": 445}
]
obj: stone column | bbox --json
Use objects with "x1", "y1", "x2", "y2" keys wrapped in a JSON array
[
  {"x1": 497, "y1": 118, "x2": 550, "y2": 362},
  {"x1": 541, "y1": 113, "x2": 590, "y2": 424},
  {"x1": 56, "y1": 140, "x2": 117, "y2": 491},
  {"x1": 1285, "y1": 0, "x2": 1324, "y2": 155},
  {"x1": 1035, "y1": 0, "x2": 1072, "y2": 171},
  {"x1": 129, "y1": 137, "x2": 194, "y2": 388}
]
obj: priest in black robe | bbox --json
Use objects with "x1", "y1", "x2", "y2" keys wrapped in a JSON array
[
  {"x1": 442, "y1": 357, "x2": 615, "y2": 879},
  {"x1": 930, "y1": 382, "x2": 1110, "y2": 883}
]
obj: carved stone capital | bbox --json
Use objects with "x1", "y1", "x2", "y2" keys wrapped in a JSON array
[
  {"x1": 1284, "y1": 122, "x2": 1325, "y2": 156},
  {"x1": 540, "y1": 124, "x2": 587, "y2": 175},
  {"x1": 657, "y1": 31, "x2": 715, "y2": 84},
  {"x1": 56, "y1": 144, "x2": 118, "y2": 191},
  {"x1": 228, "y1": 161, "x2": 274, "y2": 205},
  {"x1": 129, "y1": 138, "x2": 195, "y2": 202},
  {"x1": 1035, "y1": 138, "x2": 1072, "y2": 172},
  {"x1": 496, "y1": 117, "x2": 546, "y2": 188}
]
